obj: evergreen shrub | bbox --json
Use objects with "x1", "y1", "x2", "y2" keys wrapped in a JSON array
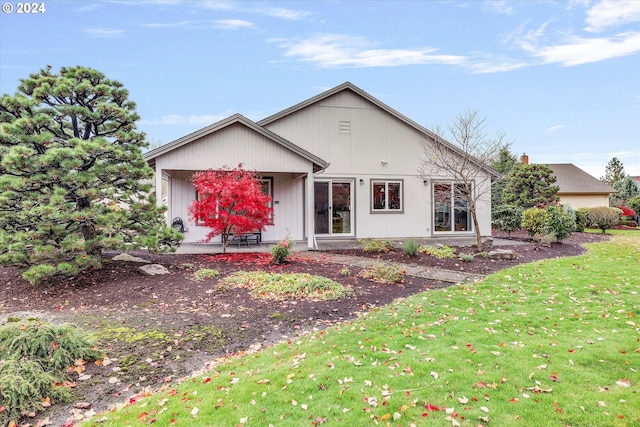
[
  {"x1": 0, "y1": 320, "x2": 102, "y2": 424},
  {"x1": 521, "y1": 207, "x2": 547, "y2": 238},
  {"x1": 403, "y1": 238, "x2": 419, "y2": 257}
]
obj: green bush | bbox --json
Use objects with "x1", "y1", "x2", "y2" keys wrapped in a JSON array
[
  {"x1": 587, "y1": 207, "x2": 619, "y2": 233},
  {"x1": 360, "y1": 238, "x2": 395, "y2": 252},
  {"x1": 627, "y1": 194, "x2": 640, "y2": 216},
  {"x1": 492, "y1": 204, "x2": 523, "y2": 236},
  {"x1": 359, "y1": 263, "x2": 405, "y2": 284},
  {"x1": 0, "y1": 320, "x2": 102, "y2": 425},
  {"x1": 544, "y1": 205, "x2": 575, "y2": 242},
  {"x1": 271, "y1": 236, "x2": 294, "y2": 264},
  {"x1": 418, "y1": 244, "x2": 456, "y2": 259},
  {"x1": 575, "y1": 207, "x2": 590, "y2": 232},
  {"x1": 402, "y1": 238, "x2": 419, "y2": 257},
  {"x1": 459, "y1": 253, "x2": 474, "y2": 262},
  {"x1": 521, "y1": 207, "x2": 547, "y2": 238},
  {"x1": 192, "y1": 268, "x2": 220, "y2": 281},
  {"x1": 222, "y1": 271, "x2": 351, "y2": 300}
]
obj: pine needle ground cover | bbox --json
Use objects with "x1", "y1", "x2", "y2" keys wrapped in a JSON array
[{"x1": 84, "y1": 233, "x2": 639, "y2": 426}]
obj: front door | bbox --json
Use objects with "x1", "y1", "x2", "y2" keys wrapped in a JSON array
[{"x1": 314, "y1": 180, "x2": 353, "y2": 235}]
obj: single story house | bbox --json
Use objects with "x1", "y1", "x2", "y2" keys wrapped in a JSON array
[
  {"x1": 545, "y1": 163, "x2": 616, "y2": 209},
  {"x1": 144, "y1": 82, "x2": 498, "y2": 248}
]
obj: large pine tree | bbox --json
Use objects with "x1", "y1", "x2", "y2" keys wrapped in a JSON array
[
  {"x1": 0, "y1": 66, "x2": 181, "y2": 284},
  {"x1": 502, "y1": 163, "x2": 560, "y2": 208},
  {"x1": 600, "y1": 157, "x2": 626, "y2": 185}
]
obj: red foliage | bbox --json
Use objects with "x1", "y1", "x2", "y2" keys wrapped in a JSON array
[
  {"x1": 617, "y1": 206, "x2": 637, "y2": 217},
  {"x1": 189, "y1": 165, "x2": 273, "y2": 252}
]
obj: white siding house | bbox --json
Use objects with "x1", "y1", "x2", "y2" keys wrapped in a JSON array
[{"x1": 144, "y1": 82, "x2": 498, "y2": 248}]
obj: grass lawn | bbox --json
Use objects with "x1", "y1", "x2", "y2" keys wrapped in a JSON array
[{"x1": 84, "y1": 232, "x2": 639, "y2": 427}]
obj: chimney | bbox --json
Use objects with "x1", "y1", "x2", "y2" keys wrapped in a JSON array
[{"x1": 520, "y1": 153, "x2": 529, "y2": 165}]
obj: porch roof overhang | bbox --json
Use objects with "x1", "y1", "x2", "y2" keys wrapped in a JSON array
[{"x1": 144, "y1": 113, "x2": 329, "y2": 173}]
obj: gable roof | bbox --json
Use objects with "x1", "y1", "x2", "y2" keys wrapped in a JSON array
[
  {"x1": 546, "y1": 163, "x2": 616, "y2": 194},
  {"x1": 259, "y1": 82, "x2": 500, "y2": 178},
  {"x1": 143, "y1": 113, "x2": 329, "y2": 172}
]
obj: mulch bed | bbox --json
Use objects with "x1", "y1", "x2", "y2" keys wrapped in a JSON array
[{"x1": 0, "y1": 231, "x2": 612, "y2": 426}]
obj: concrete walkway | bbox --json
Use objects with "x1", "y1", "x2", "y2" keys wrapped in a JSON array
[{"x1": 173, "y1": 236, "x2": 521, "y2": 284}]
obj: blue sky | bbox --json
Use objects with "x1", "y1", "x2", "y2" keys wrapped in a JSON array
[{"x1": 1, "y1": 0, "x2": 639, "y2": 178}]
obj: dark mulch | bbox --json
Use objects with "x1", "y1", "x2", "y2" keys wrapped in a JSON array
[{"x1": 0, "y1": 231, "x2": 611, "y2": 426}]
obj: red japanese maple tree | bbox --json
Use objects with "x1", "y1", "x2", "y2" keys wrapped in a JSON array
[{"x1": 189, "y1": 165, "x2": 273, "y2": 253}]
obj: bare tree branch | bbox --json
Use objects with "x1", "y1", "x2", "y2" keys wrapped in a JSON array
[{"x1": 419, "y1": 109, "x2": 507, "y2": 251}]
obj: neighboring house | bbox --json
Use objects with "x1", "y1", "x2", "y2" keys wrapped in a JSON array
[
  {"x1": 544, "y1": 163, "x2": 616, "y2": 209},
  {"x1": 144, "y1": 82, "x2": 498, "y2": 248}
]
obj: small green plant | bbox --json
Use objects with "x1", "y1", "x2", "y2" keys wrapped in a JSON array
[
  {"x1": 360, "y1": 238, "x2": 395, "y2": 252},
  {"x1": 339, "y1": 266, "x2": 351, "y2": 276},
  {"x1": 459, "y1": 253, "x2": 474, "y2": 262},
  {"x1": 222, "y1": 271, "x2": 351, "y2": 300},
  {"x1": 402, "y1": 238, "x2": 419, "y2": 257},
  {"x1": 535, "y1": 232, "x2": 556, "y2": 246},
  {"x1": 0, "y1": 320, "x2": 102, "y2": 425},
  {"x1": 271, "y1": 235, "x2": 294, "y2": 264},
  {"x1": 192, "y1": 268, "x2": 220, "y2": 281},
  {"x1": 359, "y1": 263, "x2": 405, "y2": 284},
  {"x1": 418, "y1": 244, "x2": 456, "y2": 259}
]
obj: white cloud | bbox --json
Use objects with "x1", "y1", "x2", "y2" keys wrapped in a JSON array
[
  {"x1": 85, "y1": 28, "x2": 125, "y2": 37},
  {"x1": 545, "y1": 125, "x2": 566, "y2": 133},
  {"x1": 484, "y1": 0, "x2": 515, "y2": 16},
  {"x1": 274, "y1": 34, "x2": 466, "y2": 68},
  {"x1": 213, "y1": 19, "x2": 255, "y2": 30},
  {"x1": 585, "y1": 0, "x2": 640, "y2": 32},
  {"x1": 143, "y1": 19, "x2": 254, "y2": 30},
  {"x1": 263, "y1": 7, "x2": 312, "y2": 20},
  {"x1": 466, "y1": 57, "x2": 529, "y2": 73},
  {"x1": 533, "y1": 31, "x2": 640, "y2": 66}
]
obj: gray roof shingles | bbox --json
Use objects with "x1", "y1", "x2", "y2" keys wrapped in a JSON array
[{"x1": 545, "y1": 163, "x2": 616, "y2": 194}]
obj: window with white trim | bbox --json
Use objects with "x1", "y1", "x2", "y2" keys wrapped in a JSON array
[
  {"x1": 371, "y1": 180, "x2": 403, "y2": 213},
  {"x1": 433, "y1": 182, "x2": 472, "y2": 232}
]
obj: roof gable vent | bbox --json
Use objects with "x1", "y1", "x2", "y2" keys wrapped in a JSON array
[{"x1": 339, "y1": 120, "x2": 351, "y2": 135}]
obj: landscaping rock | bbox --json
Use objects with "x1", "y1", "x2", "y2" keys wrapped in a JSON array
[
  {"x1": 112, "y1": 253, "x2": 149, "y2": 263},
  {"x1": 138, "y1": 264, "x2": 170, "y2": 275},
  {"x1": 0, "y1": 311, "x2": 59, "y2": 325},
  {"x1": 487, "y1": 249, "x2": 516, "y2": 260}
]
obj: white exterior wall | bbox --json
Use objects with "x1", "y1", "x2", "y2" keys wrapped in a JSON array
[
  {"x1": 558, "y1": 194, "x2": 610, "y2": 209},
  {"x1": 155, "y1": 123, "x2": 312, "y2": 173},
  {"x1": 153, "y1": 122, "x2": 314, "y2": 243},
  {"x1": 166, "y1": 171, "x2": 306, "y2": 243},
  {"x1": 265, "y1": 90, "x2": 493, "y2": 238}
]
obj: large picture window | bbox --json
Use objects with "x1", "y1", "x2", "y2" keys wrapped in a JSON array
[
  {"x1": 371, "y1": 180, "x2": 403, "y2": 213},
  {"x1": 433, "y1": 182, "x2": 472, "y2": 232}
]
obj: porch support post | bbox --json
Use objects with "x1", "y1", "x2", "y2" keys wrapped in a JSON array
[
  {"x1": 154, "y1": 166, "x2": 166, "y2": 224},
  {"x1": 306, "y1": 168, "x2": 315, "y2": 249}
]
